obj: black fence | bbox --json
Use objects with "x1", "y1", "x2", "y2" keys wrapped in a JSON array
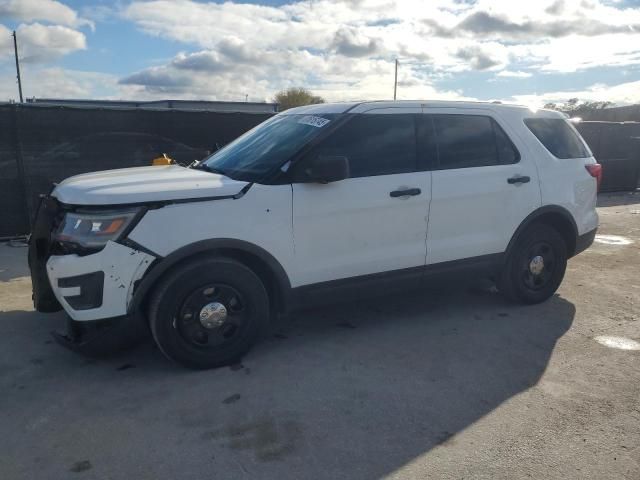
[
  {"x1": 0, "y1": 104, "x2": 272, "y2": 238},
  {"x1": 578, "y1": 105, "x2": 640, "y2": 122},
  {"x1": 1, "y1": 106, "x2": 638, "y2": 238},
  {"x1": 575, "y1": 121, "x2": 640, "y2": 193}
]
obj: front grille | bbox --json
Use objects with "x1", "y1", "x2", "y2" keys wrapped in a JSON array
[{"x1": 50, "y1": 240, "x2": 101, "y2": 257}]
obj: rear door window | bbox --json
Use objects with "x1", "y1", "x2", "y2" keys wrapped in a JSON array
[
  {"x1": 524, "y1": 118, "x2": 591, "y2": 159},
  {"x1": 431, "y1": 114, "x2": 519, "y2": 170}
]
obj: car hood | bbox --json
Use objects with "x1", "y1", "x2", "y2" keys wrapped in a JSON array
[{"x1": 52, "y1": 165, "x2": 249, "y2": 205}]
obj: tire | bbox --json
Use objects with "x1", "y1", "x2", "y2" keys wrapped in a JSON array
[
  {"x1": 148, "y1": 256, "x2": 269, "y2": 369},
  {"x1": 499, "y1": 223, "x2": 568, "y2": 304}
]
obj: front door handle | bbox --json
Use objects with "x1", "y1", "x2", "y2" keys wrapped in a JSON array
[
  {"x1": 507, "y1": 175, "x2": 530, "y2": 185},
  {"x1": 390, "y1": 188, "x2": 421, "y2": 198}
]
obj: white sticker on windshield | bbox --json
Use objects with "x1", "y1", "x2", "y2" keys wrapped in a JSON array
[{"x1": 298, "y1": 115, "x2": 331, "y2": 128}]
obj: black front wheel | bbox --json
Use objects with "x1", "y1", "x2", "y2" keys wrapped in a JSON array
[
  {"x1": 499, "y1": 224, "x2": 568, "y2": 304},
  {"x1": 148, "y1": 257, "x2": 269, "y2": 369}
]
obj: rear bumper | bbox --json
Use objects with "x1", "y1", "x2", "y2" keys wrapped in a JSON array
[{"x1": 574, "y1": 227, "x2": 597, "y2": 256}]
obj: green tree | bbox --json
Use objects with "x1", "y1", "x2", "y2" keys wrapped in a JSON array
[{"x1": 274, "y1": 87, "x2": 325, "y2": 111}]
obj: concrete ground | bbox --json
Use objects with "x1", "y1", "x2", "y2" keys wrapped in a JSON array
[{"x1": 0, "y1": 192, "x2": 638, "y2": 480}]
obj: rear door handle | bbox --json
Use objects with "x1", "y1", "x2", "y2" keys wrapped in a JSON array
[
  {"x1": 507, "y1": 175, "x2": 530, "y2": 185},
  {"x1": 390, "y1": 188, "x2": 421, "y2": 198}
]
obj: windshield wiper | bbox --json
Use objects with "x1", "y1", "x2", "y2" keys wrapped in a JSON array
[{"x1": 191, "y1": 163, "x2": 228, "y2": 176}]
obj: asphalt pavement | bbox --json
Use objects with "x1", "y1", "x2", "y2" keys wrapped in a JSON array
[{"x1": 0, "y1": 192, "x2": 638, "y2": 479}]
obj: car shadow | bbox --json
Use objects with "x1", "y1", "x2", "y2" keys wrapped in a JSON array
[{"x1": 0, "y1": 280, "x2": 575, "y2": 479}]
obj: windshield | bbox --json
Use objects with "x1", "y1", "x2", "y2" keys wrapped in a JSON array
[{"x1": 201, "y1": 113, "x2": 338, "y2": 181}]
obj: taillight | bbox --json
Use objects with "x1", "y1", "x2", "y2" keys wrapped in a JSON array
[{"x1": 585, "y1": 163, "x2": 602, "y2": 191}]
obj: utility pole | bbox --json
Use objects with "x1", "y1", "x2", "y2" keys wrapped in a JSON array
[
  {"x1": 12, "y1": 31, "x2": 24, "y2": 103},
  {"x1": 393, "y1": 58, "x2": 398, "y2": 101}
]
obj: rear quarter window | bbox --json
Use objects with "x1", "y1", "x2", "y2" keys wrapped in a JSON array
[{"x1": 524, "y1": 118, "x2": 591, "y2": 159}]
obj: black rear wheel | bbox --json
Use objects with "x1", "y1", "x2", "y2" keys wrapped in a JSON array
[
  {"x1": 148, "y1": 257, "x2": 269, "y2": 369},
  {"x1": 499, "y1": 224, "x2": 568, "y2": 304}
]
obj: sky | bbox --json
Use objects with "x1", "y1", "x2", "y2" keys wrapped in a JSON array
[{"x1": 1, "y1": 0, "x2": 640, "y2": 106}]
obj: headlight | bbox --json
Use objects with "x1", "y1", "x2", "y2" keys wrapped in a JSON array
[{"x1": 54, "y1": 208, "x2": 142, "y2": 249}]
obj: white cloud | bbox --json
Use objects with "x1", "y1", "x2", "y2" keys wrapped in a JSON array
[
  {"x1": 1, "y1": 23, "x2": 87, "y2": 63},
  {"x1": 331, "y1": 27, "x2": 382, "y2": 57},
  {"x1": 0, "y1": 66, "x2": 119, "y2": 101},
  {"x1": 496, "y1": 70, "x2": 533, "y2": 78},
  {"x1": 454, "y1": 43, "x2": 508, "y2": 70},
  {"x1": 118, "y1": 0, "x2": 640, "y2": 100},
  {"x1": 518, "y1": 34, "x2": 640, "y2": 73},
  {"x1": 511, "y1": 79, "x2": 640, "y2": 107},
  {"x1": 0, "y1": 23, "x2": 12, "y2": 51},
  {"x1": 79, "y1": 4, "x2": 117, "y2": 23},
  {"x1": 3, "y1": 0, "x2": 638, "y2": 105},
  {"x1": 118, "y1": 43, "x2": 472, "y2": 103},
  {"x1": 0, "y1": 0, "x2": 93, "y2": 29}
]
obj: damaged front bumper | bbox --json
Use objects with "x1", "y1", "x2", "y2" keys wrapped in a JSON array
[
  {"x1": 51, "y1": 315, "x2": 151, "y2": 356},
  {"x1": 46, "y1": 241, "x2": 155, "y2": 321},
  {"x1": 28, "y1": 195, "x2": 156, "y2": 354}
]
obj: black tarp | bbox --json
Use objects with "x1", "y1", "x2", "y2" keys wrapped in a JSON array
[
  {"x1": 1, "y1": 106, "x2": 639, "y2": 238},
  {"x1": 0, "y1": 104, "x2": 272, "y2": 237},
  {"x1": 576, "y1": 121, "x2": 640, "y2": 192}
]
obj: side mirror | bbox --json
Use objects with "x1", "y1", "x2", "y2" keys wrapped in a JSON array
[{"x1": 298, "y1": 155, "x2": 350, "y2": 183}]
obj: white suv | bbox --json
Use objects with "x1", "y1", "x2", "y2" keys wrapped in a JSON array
[{"x1": 28, "y1": 100, "x2": 601, "y2": 369}]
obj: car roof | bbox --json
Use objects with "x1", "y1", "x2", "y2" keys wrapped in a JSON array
[
  {"x1": 281, "y1": 102, "x2": 361, "y2": 114},
  {"x1": 281, "y1": 100, "x2": 566, "y2": 118}
]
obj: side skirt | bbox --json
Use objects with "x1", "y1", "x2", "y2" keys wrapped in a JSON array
[{"x1": 289, "y1": 253, "x2": 504, "y2": 311}]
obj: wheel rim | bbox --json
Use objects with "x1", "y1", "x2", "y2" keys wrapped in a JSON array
[
  {"x1": 174, "y1": 283, "x2": 247, "y2": 348},
  {"x1": 520, "y1": 241, "x2": 556, "y2": 291}
]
